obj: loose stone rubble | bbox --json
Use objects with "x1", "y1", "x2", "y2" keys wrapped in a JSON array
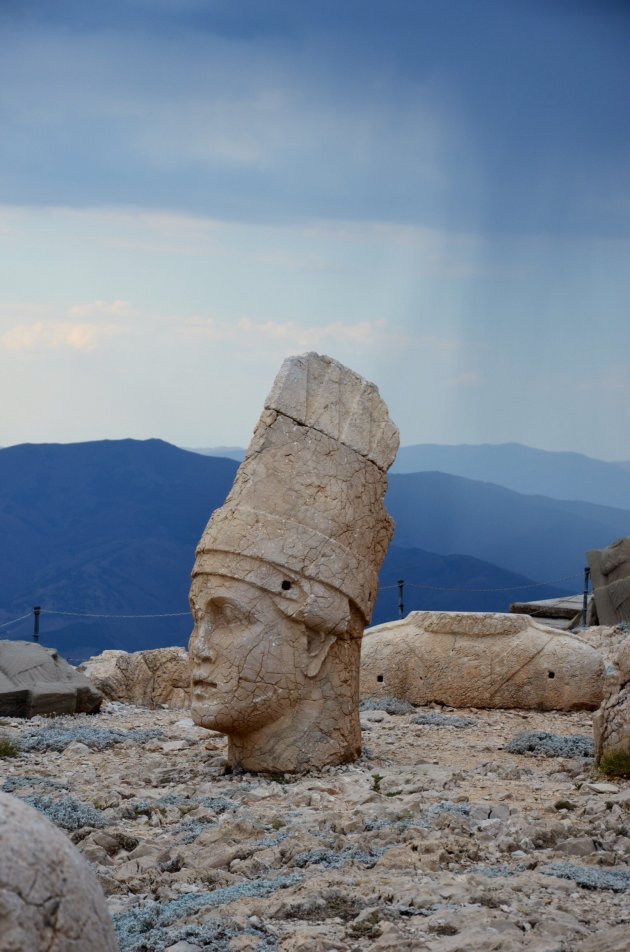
[
  {"x1": 594, "y1": 633, "x2": 630, "y2": 765},
  {"x1": 0, "y1": 700, "x2": 627, "y2": 951},
  {"x1": 0, "y1": 789, "x2": 117, "y2": 951},
  {"x1": 360, "y1": 612, "x2": 606, "y2": 711},
  {"x1": 0, "y1": 639, "x2": 102, "y2": 717},
  {"x1": 588, "y1": 537, "x2": 630, "y2": 626},
  {"x1": 80, "y1": 648, "x2": 191, "y2": 710},
  {"x1": 190, "y1": 352, "x2": 399, "y2": 773}
]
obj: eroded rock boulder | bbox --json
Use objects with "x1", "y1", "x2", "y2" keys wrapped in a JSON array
[
  {"x1": 361, "y1": 612, "x2": 606, "y2": 711},
  {"x1": 0, "y1": 791, "x2": 117, "y2": 951},
  {"x1": 80, "y1": 647, "x2": 190, "y2": 709},
  {"x1": 189, "y1": 352, "x2": 399, "y2": 773},
  {"x1": 593, "y1": 633, "x2": 630, "y2": 764},
  {"x1": 0, "y1": 640, "x2": 102, "y2": 718}
]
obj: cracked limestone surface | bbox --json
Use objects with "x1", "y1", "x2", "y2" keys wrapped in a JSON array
[
  {"x1": 0, "y1": 790, "x2": 117, "y2": 952},
  {"x1": 0, "y1": 701, "x2": 628, "y2": 951},
  {"x1": 190, "y1": 353, "x2": 398, "y2": 773},
  {"x1": 80, "y1": 648, "x2": 191, "y2": 710},
  {"x1": 594, "y1": 634, "x2": 630, "y2": 764},
  {"x1": 361, "y1": 612, "x2": 606, "y2": 711}
]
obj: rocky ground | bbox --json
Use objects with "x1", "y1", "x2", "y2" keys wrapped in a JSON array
[{"x1": 0, "y1": 700, "x2": 629, "y2": 952}]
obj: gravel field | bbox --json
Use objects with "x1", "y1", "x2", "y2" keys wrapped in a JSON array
[{"x1": 1, "y1": 700, "x2": 628, "y2": 951}]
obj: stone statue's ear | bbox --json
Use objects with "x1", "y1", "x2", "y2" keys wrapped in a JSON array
[{"x1": 304, "y1": 629, "x2": 337, "y2": 678}]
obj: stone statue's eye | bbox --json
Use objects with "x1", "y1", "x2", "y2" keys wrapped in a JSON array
[
  {"x1": 221, "y1": 603, "x2": 247, "y2": 625},
  {"x1": 281, "y1": 580, "x2": 292, "y2": 591}
]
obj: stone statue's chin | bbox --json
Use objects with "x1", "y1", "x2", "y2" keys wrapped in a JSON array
[
  {"x1": 191, "y1": 696, "x2": 231, "y2": 731},
  {"x1": 191, "y1": 692, "x2": 284, "y2": 734}
]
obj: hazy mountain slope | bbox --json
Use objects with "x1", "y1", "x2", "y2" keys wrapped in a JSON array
[
  {"x1": 387, "y1": 471, "x2": 630, "y2": 583},
  {"x1": 189, "y1": 446, "x2": 246, "y2": 461},
  {"x1": 371, "y1": 544, "x2": 564, "y2": 626},
  {"x1": 392, "y1": 442, "x2": 630, "y2": 510},
  {"x1": 0, "y1": 440, "x2": 238, "y2": 656}
]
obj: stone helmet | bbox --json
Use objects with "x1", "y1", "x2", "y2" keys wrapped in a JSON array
[{"x1": 193, "y1": 352, "x2": 399, "y2": 636}]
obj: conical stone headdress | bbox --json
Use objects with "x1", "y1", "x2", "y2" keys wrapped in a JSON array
[{"x1": 193, "y1": 353, "x2": 399, "y2": 633}]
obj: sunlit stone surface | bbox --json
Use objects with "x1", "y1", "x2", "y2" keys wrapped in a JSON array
[{"x1": 361, "y1": 611, "x2": 606, "y2": 711}]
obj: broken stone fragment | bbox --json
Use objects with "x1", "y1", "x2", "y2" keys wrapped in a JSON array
[
  {"x1": 588, "y1": 537, "x2": 630, "y2": 626},
  {"x1": 80, "y1": 647, "x2": 190, "y2": 709},
  {"x1": 0, "y1": 640, "x2": 103, "y2": 718},
  {"x1": 190, "y1": 352, "x2": 399, "y2": 773}
]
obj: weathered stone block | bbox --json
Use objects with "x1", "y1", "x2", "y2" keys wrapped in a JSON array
[
  {"x1": 0, "y1": 641, "x2": 102, "y2": 718},
  {"x1": 593, "y1": 633, "x2": 630, "y2": 764},
  {"x1": 588, "y1": 537, "x2": 630, "y2": 626}
]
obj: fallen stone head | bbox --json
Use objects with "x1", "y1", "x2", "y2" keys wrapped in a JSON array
[{"x1": 189, "y1": 352, "x2": 399, "y2": 773}]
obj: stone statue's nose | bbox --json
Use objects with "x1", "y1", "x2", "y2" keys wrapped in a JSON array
[
  {"x1": 194, "y1": 641, "x2": 217, "y2": 665},
  {"x1": 192, "y1": 622, "x2": 217, "y2": 662}
]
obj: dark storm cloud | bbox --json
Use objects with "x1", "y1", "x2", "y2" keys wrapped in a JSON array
[{"x1": 0, "y1": 0, "x2": 628, "y2": 235}]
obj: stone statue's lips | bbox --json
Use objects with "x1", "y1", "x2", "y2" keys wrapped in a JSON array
[{"x1": 192, "y1": 679, "x2": 217, "y2": 691}]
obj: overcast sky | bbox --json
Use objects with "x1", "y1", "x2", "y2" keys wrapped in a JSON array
[{"x1": 1, "y1": 0, "x2": 629, "y2": 459}]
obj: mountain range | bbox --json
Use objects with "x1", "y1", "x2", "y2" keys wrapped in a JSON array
[
  {"x1": 391, "y1": 442, "x2": 630, "y2": 510},
  {"x1": 196, "y1": 442, "x2": 630, "y2": 510},
  {"x1": 1, "y1": 438, "x2": 627, "y2": 660}
]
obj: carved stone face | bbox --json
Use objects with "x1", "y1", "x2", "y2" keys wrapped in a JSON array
[{"x1": 189, "y1": 575, "x2": 309, "y2": 734}]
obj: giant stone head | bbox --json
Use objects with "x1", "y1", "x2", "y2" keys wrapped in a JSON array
[{"x1": 189, "y1": 352, "x2": 398, "y2": 773}]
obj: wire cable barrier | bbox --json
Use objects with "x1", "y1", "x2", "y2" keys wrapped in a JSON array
[
  {"x1": 0, "y1": 612, "x2": 32, "y2": 631},
  {"x1": 41, "y1": 609, "x2": 191, "y2": 619},
  {"x1": 0, "y1": 569, "x2": 593, "y2": 627}
]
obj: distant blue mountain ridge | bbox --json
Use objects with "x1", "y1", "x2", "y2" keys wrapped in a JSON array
[
  {"x1": 1, "y1": 438, "x2": 627, "y2": 660},
  {"x1": 392, "y1": 442, "x2": 630, "y2": 510},
  {"x1": 195, "y1": 442, "x2": 630, "y2": 509}
]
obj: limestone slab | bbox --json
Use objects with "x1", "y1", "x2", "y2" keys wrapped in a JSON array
[{"x1": 0, "y1": 640, "x2": 102, "y2": 718}]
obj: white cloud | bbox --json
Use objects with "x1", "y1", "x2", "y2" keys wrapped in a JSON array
[
  {"x1": 67, "y1": 299, "x2": 132, "y2": 319},
  {"x1": 0, "y1": 298, "x2": 134, "y2": 353},
  {"x1": 184, "y1": 315, "x2": 390, "y2": 352},
  {"x1": 1, "y1": 320, "x2": 128, "y2": 353}
]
